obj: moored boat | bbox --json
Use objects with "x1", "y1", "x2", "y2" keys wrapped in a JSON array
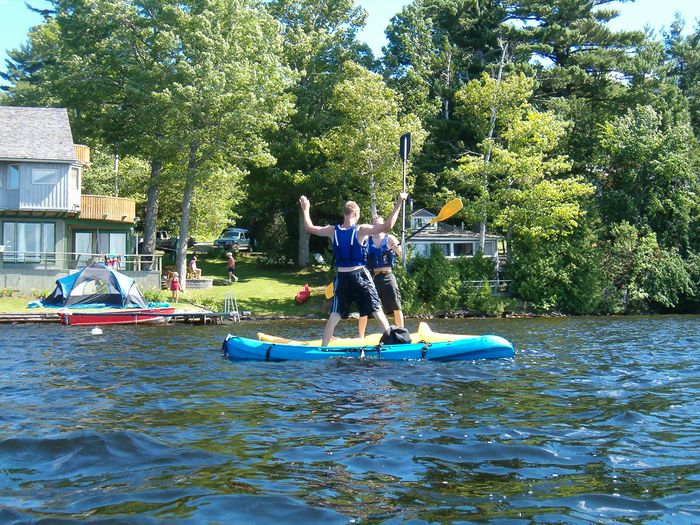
[{"x1": 59, "y1": 307, "x2": 176, "y2": 326}]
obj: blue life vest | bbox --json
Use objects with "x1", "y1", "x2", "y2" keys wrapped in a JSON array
[
  {"x1": 367, "y1": 235, "x2": 395, "y2": 270},
  {"x1": 333, "y1": 224, "x2": 366, "y2": 268}
]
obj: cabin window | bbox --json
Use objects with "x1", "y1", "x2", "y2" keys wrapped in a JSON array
[
  {"x1": 7, "y1": 164, "x2": 19, "y2": 189},
  {"x1": 413, "y1": 217, "x2": 425, "y2": 229},
  {"x1": 98, "y1": 232, "x2": 127, "y2": 255},
  {"x1": 32, "y1": 168, "x2": 59, "y2": 185},
  {"x1": 484, "y1": 240, "x2": 497, "y2": 256},
  {"x1": 70, "y1": 167, "x2": 80, "y2": 190},
  {"x1": 433, "y1": 243, "x2": 451, "y2": 256},
  {"x1": 453, "y1": 242, "x2": 474, "y2": 256},
  {"x1": 411, "y1": 243, "x2": 430, "y2": 257},
  {"x1": 2, "y1": 221, "x2": 55, "y2": 263}
]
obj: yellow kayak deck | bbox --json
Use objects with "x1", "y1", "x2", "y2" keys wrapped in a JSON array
[{"x1": 257, "y1": 322, "x2": 475, "y2": 346}]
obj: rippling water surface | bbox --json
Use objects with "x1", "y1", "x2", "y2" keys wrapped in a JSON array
[{"x1": 1, "y1": 316, "x2": 699, "y2": 524}]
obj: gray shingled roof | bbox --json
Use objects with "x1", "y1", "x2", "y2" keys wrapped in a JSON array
[
  {"x1": 0, "y1": 106, "x2": 76, "y2": 162},
  {"x1": 410, "y1": 208, "x2": 436, "y2": 218}
]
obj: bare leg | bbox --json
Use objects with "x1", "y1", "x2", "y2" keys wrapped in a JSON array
[
  {"x1": 322, "y1": 312, "x2": 342, "y2": 346},
  {"x1": 358, "y1": 315, "x2": 368, "y2": 339},
  {"x1": 372, "y1": 309, "x2": 391, "y2": 335},
  {"x1": 393, "y1": 309, "x2": 404, "y2": 328}
]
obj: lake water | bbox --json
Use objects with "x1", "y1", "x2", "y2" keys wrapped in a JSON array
[{"x1": 1, "y1": 316, "x2": 699, "y2": 524}]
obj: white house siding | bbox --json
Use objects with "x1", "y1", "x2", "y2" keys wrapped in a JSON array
[
  {"x1": 18, "y1": 162, "x2": 73, "y2": 211},
  {"x1": 408, "y1": 239, "x2": 498, "y2": 259}
]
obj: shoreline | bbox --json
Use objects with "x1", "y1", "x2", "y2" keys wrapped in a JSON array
[{"x1": 0, "y1": 309, "x2": 667, "y2": 324}]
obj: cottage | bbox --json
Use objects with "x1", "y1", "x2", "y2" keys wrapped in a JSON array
[
  {"x1": 0, "y1": 106, "x2": 159, "y2": 293},
  {"x1": 406, "y1": 208, "x2": 503, "y2": 260}
]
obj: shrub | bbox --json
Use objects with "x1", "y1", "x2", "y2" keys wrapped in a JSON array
[
  {"x1": 258, "y1": 212, "x2": 289, "y2": 254},
  {"x1": 208, "y1": 246, "x2": 227, "y2": 259},
  {"x1": 30, "y1": 288, "x2": 51, "y2": 299},
  {"x1": 143, "y1": 289, "x2": 168, "y2": 303},
  {"x1": 192, "y1": 295, "x2": 225, "y2": 312},
  {"x1": 469, "y1": 282, "x2": 506, "y2": 316},
  {"x1": 256, "y1": 254, "x2": 295, "y2": 267}
]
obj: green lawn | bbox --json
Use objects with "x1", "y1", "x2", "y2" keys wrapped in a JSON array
[
  {"x1": 0, "y1": 252, "x2": 332, "y2": 317},
  {"x1": 179, "y1": 252, "x2": 332, "y2": 316}
]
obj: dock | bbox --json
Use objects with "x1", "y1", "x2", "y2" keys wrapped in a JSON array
[{"x1": 0, "y1": 311, "x2": 240, "y2": 325}]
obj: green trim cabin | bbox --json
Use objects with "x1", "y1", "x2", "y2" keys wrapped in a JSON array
[{"x1": 0, "y1": 106, "x2": 160, "y2": 294}]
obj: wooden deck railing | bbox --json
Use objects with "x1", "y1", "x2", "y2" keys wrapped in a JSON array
[
  {"x1": 73, "y1": 144, "x2": 91, "y2": 165},
  {"x1": 0, "y1": 251, "x2": 161, "y2": 273},
  {"x1": 80, "y1": 195, "x2": 136, "y2": 223}
]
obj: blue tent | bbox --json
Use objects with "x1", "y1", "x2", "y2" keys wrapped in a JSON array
[{"x1": 43, "y1": 262, "x2": 147, "y2": 308}]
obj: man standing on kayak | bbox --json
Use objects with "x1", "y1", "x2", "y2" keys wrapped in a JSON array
[
  {"x1": 357, "y1": 215, "x2": 404, "y2": 339},
  {"x1": 300, "y1": 192, "x2": 408, "y2": 347}
]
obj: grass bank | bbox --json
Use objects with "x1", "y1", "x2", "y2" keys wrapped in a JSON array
[
  {"x1": 0, "y1": 252, "x2": 332, "y2": 317},
  {"x1": 169, "y1": 252, "x2": 331, "y2": 316}
]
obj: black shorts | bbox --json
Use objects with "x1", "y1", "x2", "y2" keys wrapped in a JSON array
[
  {"x1": 374, "y1": 271, "x2": 402, "y2": 314},
  {"x1": 331, "y1": 268, "x2": 382, "y2": 318}
]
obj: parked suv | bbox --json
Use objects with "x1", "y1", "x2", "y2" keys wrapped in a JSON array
[
  {"x1": 154, "y1": 230, "x2": 195, "y2": 250},
  {"x1": 214, "y1": 228, "x2": 253, "y2": 252}
]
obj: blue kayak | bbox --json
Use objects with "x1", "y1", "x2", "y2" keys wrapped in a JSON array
[{"x1": 222, "y1": 333, "x2": 514, "y2": 362}]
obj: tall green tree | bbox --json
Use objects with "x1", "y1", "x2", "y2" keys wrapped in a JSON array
[
  {"x1": 594, "y1": 105, "x2": 699, "y2": 254},
  {"x1": 156, "y1": 0, "x2": 293, "y2": 284},
  {"x1": 316, "y1": 61, "x2": 426, "y2": 218},
  {"x1": 249, "y1": 0, "x2": 374, "y2": 266}
]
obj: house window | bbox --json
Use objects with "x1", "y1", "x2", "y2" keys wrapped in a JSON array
[
  {"x1": 2, "y1": 221, "x2": 55, "y2": 263},
  {"x1": 413, "y1": 217, "x2": 425, "y2": 229},
  {"x1": 32, "y1": 168, "x2": 59, "y2": 185},
  {"x1": 453, "y1": 242, "x2": 474, "y2": 256},
  {"x1": 484, "y1": 240, "x2": 497, "y2": 256},
  {"x1": 411, "y1": 243, "x2": 430, "y2": 257},
  {"x1": 98, "y1": 232, "x2": 127, "y2": 255},
  {"x1": 433, "y1": 243, "x2": 451, "y2": 256},
  {"x1": 70, "y1": 167, "x2": 80, "y2": 190},
  {"x1": 8, "y1": 164, "x2": 19, "y2": 189}
]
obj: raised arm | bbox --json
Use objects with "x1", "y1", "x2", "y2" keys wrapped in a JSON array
[
  {"x1": 387, "y1": 234, "x2": 402, "y2": 259},
  {"x1": 299, "y1": 196, "x2": 334, "y2": 238},
  {"x1": 359, "y1": 193, "x2": 408, "y2": 237}
]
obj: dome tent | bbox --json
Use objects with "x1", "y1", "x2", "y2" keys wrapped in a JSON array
[{"x1": 44, "y1": 262, "x2": 147, "y2": 308}]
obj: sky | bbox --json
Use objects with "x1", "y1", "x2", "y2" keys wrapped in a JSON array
[{"x1": 1, "y1": 0, "x2": 700, "y2": 76}]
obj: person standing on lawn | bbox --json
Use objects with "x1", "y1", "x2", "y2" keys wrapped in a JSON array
[
  {"x1": 170, "y1": 272, "x2": 181, "y2": 303},
  {"x1": 299, "y1": 192, "x2": 408, "y2": 346},
  {"x1": 226, "y1": 252, "x2": 238, "y2": 282},
  {"x1": 357, "y1": 214, "x2": 404, "y2": 339}
]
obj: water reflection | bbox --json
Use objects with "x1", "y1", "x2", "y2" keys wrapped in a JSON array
[{"x1": 0, "y1": 316, "x2": 699, "y2": 522}]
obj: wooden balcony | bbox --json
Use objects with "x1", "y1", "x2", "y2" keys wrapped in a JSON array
[
  {"x1": 80, "y1": 195, "x2": 136, "y2": 223},
  {"x1": 73, "y1": 144, "x2": 91, "y2": 165}
]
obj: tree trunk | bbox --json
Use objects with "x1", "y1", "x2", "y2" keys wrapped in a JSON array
[
  {"x1": 369, "y1": 173, "x2": 377, "y2": 218},
  {"x1": 177, "y1": 143, "x2": 198, "y2": 292},
  {"x1": 142, "y1": 159, "x2": 162, "y2": 258},
  {"x1": 479, "y1": 40, "x2": 508, "y2": 252},
  {"x1": 297, "y1": 208, "x2": 310, "y2": 267},
  {"x1": 506, "y1": 224, "x2": 512, "y2": 263}
]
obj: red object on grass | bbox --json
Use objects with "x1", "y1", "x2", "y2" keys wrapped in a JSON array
[{"x1": 295, "y1": 284, "x2": 311, "y2": 305}]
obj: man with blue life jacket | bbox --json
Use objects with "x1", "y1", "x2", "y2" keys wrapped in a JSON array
[
  {"x1": 357, "y1": 215, "x2": 404, "y2": 339},
  {"x1": 299, "y1": 193, "x2": 408, "y2": 346}
]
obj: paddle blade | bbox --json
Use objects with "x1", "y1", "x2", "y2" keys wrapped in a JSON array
[
  {"x1": 431, "y1": 198, "x2": 463, "y2": 224},
  {"x1": 324, "y1": 282, "x2": 334, "y2": 300}
]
